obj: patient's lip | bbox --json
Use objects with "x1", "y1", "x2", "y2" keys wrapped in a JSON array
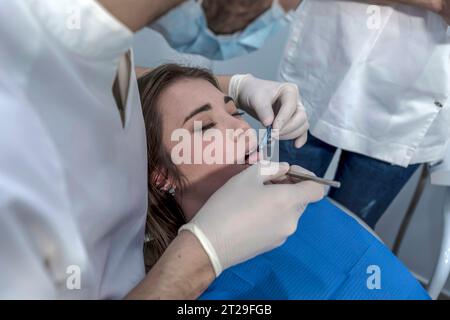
[{"x1": 241, "y1": 138, "x2": 258, "y2": 164}]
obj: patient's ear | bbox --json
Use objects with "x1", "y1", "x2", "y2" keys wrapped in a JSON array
[{"x1": 153, "y1": 170, "x2": 177, "y2": 192}]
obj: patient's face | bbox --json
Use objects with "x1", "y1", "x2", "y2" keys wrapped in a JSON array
[{"x1": 158, "y1": 78, "x2": 258, "y2": 196}]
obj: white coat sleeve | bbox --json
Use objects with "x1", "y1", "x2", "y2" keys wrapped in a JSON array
[{"x1": 0, "y1": 89, "x2": 87, "y2": 299}]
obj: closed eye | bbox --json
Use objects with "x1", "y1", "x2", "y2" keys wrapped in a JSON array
[
  {"x1": 200, "y1": 122, "x2": 217, "y2": 132},
  {"x1": 224, "y1": 96, "x2": 234, "y2": 104},
  {"x1": 198, "y1": 111, "x2": 244, "y2": 132},
  {"x1": 232, "y1": 111, "x2": 245, "y2": 117}
]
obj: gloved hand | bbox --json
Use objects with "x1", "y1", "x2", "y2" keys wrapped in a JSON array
[
  {"x1": 179, "y1": 162, "x2": 325, "y2": 276},
  {"x1": 229, "y1": 74, "x2": 309, "y2": 148}
]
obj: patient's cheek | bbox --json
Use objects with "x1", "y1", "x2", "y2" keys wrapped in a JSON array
[{"x1": 196, "y1": 132, "x2": 233, "y2": 165}]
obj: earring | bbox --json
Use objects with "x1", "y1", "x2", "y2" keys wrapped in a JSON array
[{"x1": 159, "y1": 183, "x2": 175, "y2": 194}]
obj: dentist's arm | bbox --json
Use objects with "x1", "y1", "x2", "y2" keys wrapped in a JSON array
[
  {"x1": 126, "y1": 231, "x2": 214, "y2": 299},
  {"x1": 397, "y1": 0, "x2": 449, "y2": 23},
  {"x1": 98, "y1": 0, "x2": 185, "y2": 32}
]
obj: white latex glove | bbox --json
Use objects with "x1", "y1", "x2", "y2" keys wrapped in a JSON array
[
  {"x1": 179, "y1": 162, "x2": 325, "y2": 276},
  {"x1": 229, "y1": 74, "x2": 309, "y2": 148}
]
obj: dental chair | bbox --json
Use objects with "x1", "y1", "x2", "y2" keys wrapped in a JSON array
[
  {"x1": 393, "y1": 147, "x2": 450, "y2": 300},
  {"x1": 328, "y1": 198, "x2": 383, "y2": 243},
  {"x1": 427, "y1": 152, "x2": 450, "y2": 299}
]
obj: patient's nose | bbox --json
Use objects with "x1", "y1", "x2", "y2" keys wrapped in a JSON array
[
  {"x1": 229, "y1": 123, "x2": 257, "y2": 152},
  {"x1": 225, "y1": 115, "x2": 251, "y2": 133},
  {"x1": 225, "y1": 118, "x2": 251, "y2": 140}
]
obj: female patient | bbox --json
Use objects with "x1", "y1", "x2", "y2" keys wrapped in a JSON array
[{"x1": 138, "y1": 64, "x2": 429, "y2": 300}]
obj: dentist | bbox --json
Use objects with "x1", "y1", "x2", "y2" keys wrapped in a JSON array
[
  {"x1": 0, "y1": 0, "x2": 319, "y2": 299},
  {"x1": 278, "y1": 0, "x2": 450, "y2": 228}
]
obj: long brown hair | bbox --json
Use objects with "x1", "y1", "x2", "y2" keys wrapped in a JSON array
[{"x1": 137, "y1": 64, "x2": 220, "y2": 271}]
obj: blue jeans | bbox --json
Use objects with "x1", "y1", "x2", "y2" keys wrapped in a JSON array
[{"x1": 279, "y1": 134, "x2": 420, "y2": 228}]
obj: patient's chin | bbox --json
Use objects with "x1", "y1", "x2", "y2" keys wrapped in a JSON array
[
  {"x1": 216, "y1": 163, "x2": 249, "y2": 186},
  {"x1": 181, "y1": 163, "x2": 250, "y2": 203},
  {"x1": 203, "y1": 163, "x2": 249, "y2": 195}
]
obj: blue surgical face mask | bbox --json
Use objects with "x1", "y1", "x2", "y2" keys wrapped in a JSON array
[{"x1": 151, "y1": 0, "x2": 291, "y2": 60}]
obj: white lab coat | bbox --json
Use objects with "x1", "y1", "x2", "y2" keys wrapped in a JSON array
[
  {"x1": 280, "y1": 0, "x2": 450, "y2": 167},
  {"x1": 0, "y1": 0, "x2": 147, "y2": 298}
]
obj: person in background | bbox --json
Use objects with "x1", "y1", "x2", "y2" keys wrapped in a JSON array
[
  {"x1": 201, "y1": 0, "x2": 300, "y2": 34},
  {"x1": 151, "y1": 0, "x2": 302, "y2": 60},
  {"x1": 278, "y1": 0, "x2": 450, "y2": 228},
  {"x1": 152, "y1": 0, "x2": 450, "y2": 229}
]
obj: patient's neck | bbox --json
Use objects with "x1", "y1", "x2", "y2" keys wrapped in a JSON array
[{"x1": 176, "y1": 187, "x2": 213, "y2": 222}]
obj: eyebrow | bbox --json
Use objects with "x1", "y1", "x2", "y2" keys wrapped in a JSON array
[
  {"x1": 224, "y1": 96, "x2": 234, "y2": 104},
  {"x1": 182, "y1": 96, "x2": 235, "y2": 125},
  {"x1": 183, "y1": 103, "x2": 212, "y2": 124}
]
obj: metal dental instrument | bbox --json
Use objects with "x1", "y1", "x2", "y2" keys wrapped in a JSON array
[
  {"x1": 266, "y1": 125, "x2": 272, "y2": 159},
  {"x1": 258, "y1": 125, "x2": 273, "y2": 160},
  {"x1": 258, "y1": 125, "x2": 340, "y2": 188},
  {"x1": 286, "y1": 168, "x2": 341, "y2": 188}
]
